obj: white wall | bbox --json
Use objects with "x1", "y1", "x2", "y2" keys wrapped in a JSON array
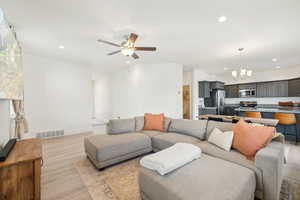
[
  {"x1": 94, "y1": 75, "x2": 112, "y2": 121},
  {"x1": 0, "y1": 101, "x2": 10, "y2": 147},
  {"x1": 95, "y1": 63, "x2": 183, "y2": 119},
  {"x1": 23, "y1": 53, "x2": 93, "y2": 137}
]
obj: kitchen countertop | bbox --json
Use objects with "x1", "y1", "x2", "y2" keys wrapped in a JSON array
[
  {"x1": 199, "y1": 114, "x2": 279, "y2": 126},
  {"x1": 235, "y1": 107, "x2": 300, "y2": 114}
]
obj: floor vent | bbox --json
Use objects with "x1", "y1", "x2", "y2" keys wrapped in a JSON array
[{"x1": 36, "y1": 130, "x2": 65, "y2": 139}]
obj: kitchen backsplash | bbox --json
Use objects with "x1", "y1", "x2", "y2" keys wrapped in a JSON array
[{"x1": 225, "y1": 97, "x2": 300, "y2": 105}]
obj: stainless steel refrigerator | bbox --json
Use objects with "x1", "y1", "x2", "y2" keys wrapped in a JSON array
[{"x1": 211, "y1": 89, "x2": 225, "y2": 115}]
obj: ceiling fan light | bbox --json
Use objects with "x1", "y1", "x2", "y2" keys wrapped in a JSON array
[{"x1": 121, "y1": 48, "x2": 134, "y2": 56}]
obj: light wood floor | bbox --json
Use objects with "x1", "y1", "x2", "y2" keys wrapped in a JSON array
[
  {"x1": 41, "y1": 133, "x2": 300, "y2": 200},
  {"x1": 42, "y1": 132, "x2": 93, "y2": 200}
]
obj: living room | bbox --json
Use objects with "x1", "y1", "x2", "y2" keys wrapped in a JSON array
[{"x1": 0, "y1": 0, "x2": 300, "y2": 200}]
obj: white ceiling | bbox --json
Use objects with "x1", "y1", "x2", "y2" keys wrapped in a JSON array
[{"x1": 2, "y1": 0, "x2": 300, "y2": 74}]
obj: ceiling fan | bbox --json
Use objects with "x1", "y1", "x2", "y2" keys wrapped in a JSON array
[{"x1": 97, "y1": 33, "x2": 157, "y2": 59}]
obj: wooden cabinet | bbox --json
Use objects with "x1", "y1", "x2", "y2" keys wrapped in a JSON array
[
  {"x1": 225, "y1": 85, "x2": 239, "y2": 98},
  {"x1": 199, "y1": 81, "x2": 210, "y2": 98},
  {"x1": 288, "y1": 78, "x2": 300, "y2": 97},
  {"x1": 0, "y1": 139, "x2": 42, "y2": 200}
]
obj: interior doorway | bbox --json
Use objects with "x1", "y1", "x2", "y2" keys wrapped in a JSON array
[{"x1": 183, "y1": 85, "x2": 190, "y2": 119}]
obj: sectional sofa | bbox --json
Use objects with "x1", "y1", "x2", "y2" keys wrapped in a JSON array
[{"x1": 84, "y1": 117, "x2": 285, "y2": 200}]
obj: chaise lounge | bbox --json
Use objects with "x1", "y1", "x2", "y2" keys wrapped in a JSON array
[{"x1": 84, "y1": 116, "x2": 285, "y2": 200}]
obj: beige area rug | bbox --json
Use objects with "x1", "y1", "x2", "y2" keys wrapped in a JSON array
[
  {"x1": 76, "y1": 158, "x2": 300, "y2": 200},
  {"x1": 75, "y1": 158, "x2": 141, "y2": 200}
]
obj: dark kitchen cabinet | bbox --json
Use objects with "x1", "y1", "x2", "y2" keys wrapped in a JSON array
[
  {"x1": 256, "y1": 82, "x2": 268, "y2": 97},
  {"x1": 199, "y1": 81, "x2": 210, "y2": 98},
  {"x1": 288, "y1": 78, "x2": 300, "y2": 97},
  {"x1": 225, "y1": 85, "x2": 239, "y2": 98},
  {"x1": 257, "y1": 81, "x2": 288, "y2": 97},
  {"x1": 210, "y1": 81, "x2": 224, "y2": 90}
]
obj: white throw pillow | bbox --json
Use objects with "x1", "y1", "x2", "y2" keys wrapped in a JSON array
[{"x1": 208, "y1": 128, "x2": 234, "y2": 151}]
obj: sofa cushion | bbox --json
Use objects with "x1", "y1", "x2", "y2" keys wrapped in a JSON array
[
  {"x1": 107, "y1": 118, "x2": 135, "y2": 134},
  {"x1": 195, "y1": 141, "x2": 263, "y2": 191},
  {"x1": 140, "y1": 130, "x2": 165, "y2": 138},
  {"x1": 84, "y1": 133, "x2": 151, "y2": 162},
  {"x1": 152, "y1": 132, "x2": 200, "y2": 150},
  {"x1": 232, "y1": 120, "x2": 275, "y2": 158},
  {"x1": 168, "y1": 119, "x2": 207, "y2": 140},
  {"x1": 144, "y1": 113, "x2": 165, "y2": 132},
  {"x1": 206, "y1": 121, "x2": 234, "y2": 139},
  {"x1": 139, "y1": 154, "x2": 256, "y2": 200},
  {"x1": 135, "y1": 116, "x2": 172, "y2": 132},
  {"x1": 135, "y1": 116, "x2": 145, "y2": 131},
  {"x1": 208, "y1": 128, "x2": 234, "y2": 151}
]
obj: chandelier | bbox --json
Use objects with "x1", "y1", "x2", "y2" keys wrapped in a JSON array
[{"x1": 231, "y1": 48, "x2": 252, "y2": 78}]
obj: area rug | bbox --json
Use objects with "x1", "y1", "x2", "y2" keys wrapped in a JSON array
[{"x1": 75, "y1": 158, "x2": 300, "y2": 200}]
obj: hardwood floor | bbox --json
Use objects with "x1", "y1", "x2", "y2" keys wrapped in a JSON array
[
  {"x1": 41, "y1": 132, "x2": 93, "y2": 200},
  {"x1": 41, "y1": 133, "x2": 300, "y2": 200}
]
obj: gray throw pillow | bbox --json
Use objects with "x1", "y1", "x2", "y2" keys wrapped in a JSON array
[
  {"x1": 135, "y1": 116, "x2": 144, "y2": 131},
  {"x1": 168, "y1": 119, "x2": 208, "y2": 140},
  {"x1": 108, "y1": 118, "x2": 135, "y2": 134}
]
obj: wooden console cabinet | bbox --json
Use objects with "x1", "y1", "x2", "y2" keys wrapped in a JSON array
[{"x1": 0, "y1": 139, "x2": 42, "y2": 200}]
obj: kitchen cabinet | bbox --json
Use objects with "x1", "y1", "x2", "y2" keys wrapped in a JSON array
[
  {"x1": 199, "y1": 81, "x2": 210, "y2": 98},
  {"x1": 224, "y1": 85, "x2": 239, "y2": 98},
  {"x1": 256, "y1": 82, "x2": 268, "y2": 97},
  {"x1": 199, "y1": 107, "x2": 217, "y2": 115},
  {"x1": 210, "y1": 81, "x2": 224, "y2": 90},
  {"x1": 288, "y1": 78, "x2": 300, "y2": 97},
  {"x1": 257, "y1": 81, "x2": 288, "y2": 97}
]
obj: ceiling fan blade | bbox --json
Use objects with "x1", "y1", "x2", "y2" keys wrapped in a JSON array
[
  {"x1": 97, "y1": 39, "x2": 121, "y2": 47},
  {"x1": 107, "y1": 50, "x2": 121, "y2": 55},
  {"x1": 135, "y1": 47, "x2": 157, "y2": 51},
  {"x1": 128, "y1": 33, "x2": 138, "y2": 44},
  {"x1": 132, "y1": 52, "x2": 139, "y2": 59}
]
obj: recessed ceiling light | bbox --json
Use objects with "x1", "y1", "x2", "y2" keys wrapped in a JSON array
[
  {"x1": 272, "y1": 58, "x2": 277, "y2": 62},
  {"x1": 275, "y1": 66, "x2": 281, "y2": 69},
  {"x1": 224, "y1": 67, "x2": 229, "y2": 70},
  {"x1": 126, "y1": 60, "x2": 130, "y2": 64},
  {"x1": 59, "y1": 45, "x2": 65, "y2": 49},
  {"x1": 218, "y1": 16, "x2": 227, "y2": 23}
]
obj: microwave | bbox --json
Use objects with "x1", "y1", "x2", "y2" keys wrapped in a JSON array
[{"x1": 239, "y1": 88, "x2": 256, "y2": 97}]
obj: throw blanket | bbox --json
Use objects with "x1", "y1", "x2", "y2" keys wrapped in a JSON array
[{"x1": 140, "y1": 143, "x2": 202, "y2": 175}]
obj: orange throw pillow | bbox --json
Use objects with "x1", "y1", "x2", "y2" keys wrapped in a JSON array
[
  {"x1": 232, "y1": 120, "x2": 275, "y2": 159},
  {"x1": 143, "y1": 113, "x2": 165, "y2": 132}
]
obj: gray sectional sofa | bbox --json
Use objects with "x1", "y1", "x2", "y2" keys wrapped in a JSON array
[{"x1": 84, "y1": 117, "x2": 285, "y2": 200}]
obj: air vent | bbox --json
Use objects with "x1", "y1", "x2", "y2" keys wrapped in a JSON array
[{"x1": 36, "y1": 130, "x2": 64, "y2": 139}]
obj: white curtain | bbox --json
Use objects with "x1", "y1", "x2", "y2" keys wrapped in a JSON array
[{"x1": 12, "y1": 100, "x2": 28, "y2": 139}]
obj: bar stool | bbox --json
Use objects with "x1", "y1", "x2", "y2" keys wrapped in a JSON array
[
  {"x1": 245, "y1": 112, "x2": 262, "y2": 118},
  {"x1": 274, "y1": 113, "x2": 298, "y2": 144}
]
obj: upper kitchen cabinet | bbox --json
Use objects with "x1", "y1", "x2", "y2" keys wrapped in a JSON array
[
  {"x1": 198, "y1": 81, "x2": 210, "y2": 98},
  {"x1": 210, "y1": 81, "x2": 224, "y2": 90},
  {"x1": 257, "y1": 81, "x2": 288, "y2": 97},
  {"x1": 224, "y1": 85, "x2": 239, "y2": 98},
  {"x1": 288, "y1": 78, "x2": 300, "y2": 97}
]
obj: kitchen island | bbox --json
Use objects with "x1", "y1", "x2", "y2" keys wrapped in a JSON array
[
  {"x1": 235, "y1": 107, "x2": 300, "y2": 114},
  {"x1": 199, "y1": 114, "x2": 279, "y2": 126},
  {"x1": 235, "y1": 107, "x2": 300, "y2": 142}
]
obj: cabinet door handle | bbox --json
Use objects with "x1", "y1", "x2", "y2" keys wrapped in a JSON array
[{"x1": 41, "y1": 159, "x2": 44, "y2": 166}]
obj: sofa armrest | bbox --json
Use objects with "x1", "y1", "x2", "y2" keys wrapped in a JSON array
[{"x1": 255, "y1": 142, "x2": 285, "y2": 200}]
